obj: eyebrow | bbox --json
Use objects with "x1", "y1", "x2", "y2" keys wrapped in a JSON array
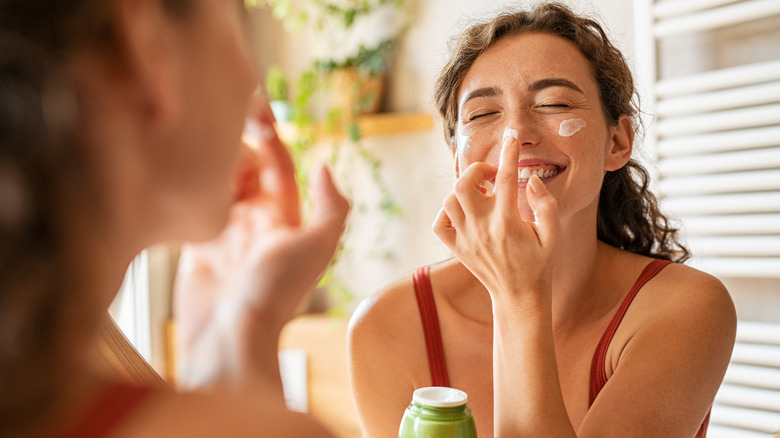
[
  {"x1": 459, "y1": 86, "x2": 502, "y2": 107},
  {"x1": 528, "y1": 78, "x2": 584, "y2": 94}
]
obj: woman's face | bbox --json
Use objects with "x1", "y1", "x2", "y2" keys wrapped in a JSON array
[
  {"x1": 152, "y1": 0, "x2": 256, "y2": 240},
  {"x1": 455, "y1": 32, "x2": 630, "y2": 222}
]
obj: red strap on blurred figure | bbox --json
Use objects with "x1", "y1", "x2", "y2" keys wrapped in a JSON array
[{"x1": 60, "y1": 383, "x2": 155, "y2": 438}]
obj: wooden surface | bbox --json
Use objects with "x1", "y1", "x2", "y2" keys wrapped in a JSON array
[
  {"x1": 280, "y1": 315, "x2": 362, "y2": 438},
  {"x1": 277, "y1": 111, "x2": 434, "y2": 143},
  {"x1": 98, "y1": 315, "x2": 169, "y2": 389}
]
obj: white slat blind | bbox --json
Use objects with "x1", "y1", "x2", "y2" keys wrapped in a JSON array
[
  {"x1": 710, "y1": 321, "x2": 780, "y2": 436},
  {"x1": 634, "y1": 0, "x2": 780, "y2": 278}
]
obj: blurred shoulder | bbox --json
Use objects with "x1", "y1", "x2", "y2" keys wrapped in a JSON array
[{"x1": 116, "y1": 391, "x2": 333, "y2": 438}]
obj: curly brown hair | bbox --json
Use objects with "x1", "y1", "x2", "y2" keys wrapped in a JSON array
[
  {"x1": 0, "y1": 1, "x2": 194, "y2": 436},
  {"x1": 434, "y1": 1, "x2": 689, "y2": 262}
]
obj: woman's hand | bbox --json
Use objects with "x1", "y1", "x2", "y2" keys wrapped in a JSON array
[
  {"x1": 432, "y1": 130, "x2": 560, "y2": 303},
  {"x1": 173, "y1": 102, "x2": 349, "y2": 393},
  {"x1": 435, "y1": 131, "x2": 574, "y2": 437}
]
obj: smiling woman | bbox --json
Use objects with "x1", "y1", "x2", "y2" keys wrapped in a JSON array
[{"x1": 348, "y1": 3, "x2": 736, "y2": 438}]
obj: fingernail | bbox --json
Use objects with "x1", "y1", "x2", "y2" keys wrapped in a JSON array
[
  {"x1": 528, "y1": 174, "x2": 544, "y2": 193},
  {"x1": 242, "y1": 118, "x2": 260, "y2": 149},
  {"x1": 503, "y1": 128, "x2": 519, "y2": 141},
  {"x1": 260, "y1": 123, "x2": 276, "y2": 141}
]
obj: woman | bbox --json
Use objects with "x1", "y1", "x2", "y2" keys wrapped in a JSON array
[
  {"x1": 0, "y1": 0, "x2": 348, "y2": 436},
  {"x1": 348, "y1": 3, "x2": 736, "y2": 437}
]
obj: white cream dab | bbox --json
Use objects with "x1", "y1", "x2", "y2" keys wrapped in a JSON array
[
  {"x1": 504, "y1": 128, "x2": 519, "y2": 140},
  {"x1": 457, "y1": 133, "x2": 472, "y2": 155},
  {"x1": 558, "y1": 118, "x2": 587, "y2": 137}
]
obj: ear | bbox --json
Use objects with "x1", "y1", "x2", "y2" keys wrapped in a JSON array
[
  {"x1": 113, "y1": 0, "x2": 181, "y2": 124},
  {"x1": 604, "y1": 114, "x2": 633, "y2": 171}
]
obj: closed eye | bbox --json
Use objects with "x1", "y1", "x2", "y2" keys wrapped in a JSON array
[
  {"x1": 467, "y1": 112, "x2": 499, "y2": 121},
  {"x1": 540, "y1": 104, "x2": 569, "y2": 108}
]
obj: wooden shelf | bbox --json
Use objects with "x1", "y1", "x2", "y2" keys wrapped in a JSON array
[
  {"x1": 280, "y1": 315, "x2": 361, "y2": 438},
  {"x1": 277, "y1": 112, "x2": 434, "y2": 143}
]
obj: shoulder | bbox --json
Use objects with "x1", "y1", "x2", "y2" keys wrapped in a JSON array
[
  {"x1": 348, "y1": 267, "x2": 420, "y2": 347},
  {"x1": 643, "y1": 261, "x2": 735, "y2": 327},
  {"x1": 347, "y1": 265, "x2": 445, "y2": 436},
  {"x1": 347, "y1": 260, "x2": 471, "y2": 385},
  {"x1": 348, "y1": 259, "x2": 470, "y2": 346},
  {"x1": 590, "y1": 260, "x2": 737, "y2": 434},
  {"x1": 619, "y1": 260, "x2": 737, "y2": 364}
]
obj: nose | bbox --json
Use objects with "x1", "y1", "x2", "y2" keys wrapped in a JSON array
[{"x1": 506, "y1": 111, "x2": 541, "y2": 148}]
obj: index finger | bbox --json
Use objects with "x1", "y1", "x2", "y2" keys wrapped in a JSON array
[
  {"x1": 248, "y1": 100, "x2": 302, "y2": 226},
  {"x1": 495, "y1": 128, "x2": 519, "y2": 209}
]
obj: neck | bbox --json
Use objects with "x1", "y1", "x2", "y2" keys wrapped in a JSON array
[
  {"x1": 548, "y1": 203, "x2": 615, "y2": 328},
  {"x1": 61, "y1": 186, "x2": 143, "y2": 313}
]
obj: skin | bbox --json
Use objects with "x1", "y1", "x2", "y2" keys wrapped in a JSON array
[
  {"x1": 348, "y1": 32, "x2": 736, "y2": 438},
  {"x1": 46, "y1": 0, "x2": 349, "y2": 436}
]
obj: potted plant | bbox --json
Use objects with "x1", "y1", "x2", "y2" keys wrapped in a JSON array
[
  {"x1": 254, "y1": 0, "x2": 406, "y2": 119},
  {"x1": 246, "y1": 0, "x2": 407, "y2": 314},
  {"x1": 266, "y1": 65, "x2": 293, "y2": 122}
]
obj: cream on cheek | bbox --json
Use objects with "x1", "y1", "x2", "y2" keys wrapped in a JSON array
[
  {"x1": 558, "y1": 118, "x2": 587, "y2": 137},
  {"x1": 457, "y1": 132, "x2": 472, "y2": 157}
]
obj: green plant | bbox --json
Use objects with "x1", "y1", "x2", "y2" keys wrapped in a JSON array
[
  {"x1": 247, "y1": 0, "x2": 407, "y2": 313},
  {"x1": 266, "y1": 65, "x2": 288, "y2": 101}
]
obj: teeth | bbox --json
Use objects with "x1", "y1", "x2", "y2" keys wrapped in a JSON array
[
  {"x1": 517, "y1": 167, "x2": 558, "y2": 182},
  {"x1": 519, "y1": 168, "x2": 531, "y2": 179}
]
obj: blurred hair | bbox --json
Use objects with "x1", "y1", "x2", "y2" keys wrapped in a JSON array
[
  {"x1": 434, "y1": 1, "x2": 689, "y2": 262},
  {"x1": 0, "y1": 0, "x2": 195, "y2": 435}
]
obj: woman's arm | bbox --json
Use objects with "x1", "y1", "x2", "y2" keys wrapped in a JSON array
[
  {"x1": 577, "y1": 267, "x2": 735, "y2": 436},
  {"x1": 489, "y1": 264, "x2": 735, "y2": 437}
]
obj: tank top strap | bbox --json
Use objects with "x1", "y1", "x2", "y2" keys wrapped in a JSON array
[
  {"x1": 413, "y1": 266, "x2": 451, "y2": 387},
  {"x1": 588, "y1": 259, "x2": 672, "y2": 405},
  {"x1": 61, "y1": 382, "x2": 156, "y2": 438}
]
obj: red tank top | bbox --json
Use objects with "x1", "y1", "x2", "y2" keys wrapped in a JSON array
[
  {"x1": 59, "y1": 382, "x2": 155, "y2": 438},
  {"x1": 412, "y1": 260, "x2": 710, "y2": 437}
]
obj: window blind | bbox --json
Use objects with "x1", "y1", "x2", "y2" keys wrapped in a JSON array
[{"x1": 634, "y1": 0, "x2": 780, "y2": 278}]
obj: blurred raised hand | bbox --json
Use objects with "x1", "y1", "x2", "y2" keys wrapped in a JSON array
[{"x1": 173, "y1": 102, "x2": 349, "y2": 393}]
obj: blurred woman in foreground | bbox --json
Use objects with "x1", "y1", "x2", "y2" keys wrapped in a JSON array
[{"x1": 0, "y1": 0, "x2": 348, "y2": 436}]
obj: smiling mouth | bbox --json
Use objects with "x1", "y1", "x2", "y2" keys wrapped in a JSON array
[{"x1": 518, "y1": 165, "x2": 563, "y2": 183}]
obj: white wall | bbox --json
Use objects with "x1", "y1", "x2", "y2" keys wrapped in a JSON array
[
  {"x1": 250, "y1": 0, "x2": 636, "y2": 113},
  {"x1": 386, "y1": 0, "x2": 635, "y2": 113}
]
